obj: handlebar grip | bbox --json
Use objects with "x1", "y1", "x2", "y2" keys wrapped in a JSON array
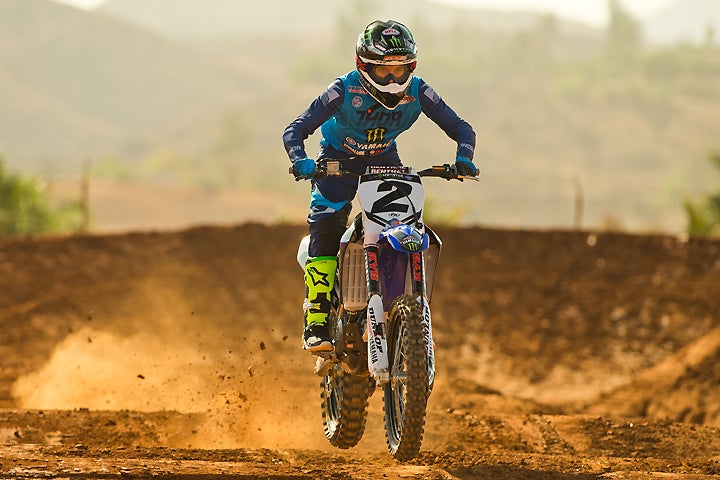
[
  {"x1": 289, "y1": 164, "x2": 316, "y2": 181},
  {"x1": 418, "y1": 164, "x2": 458, "y2": 180}
]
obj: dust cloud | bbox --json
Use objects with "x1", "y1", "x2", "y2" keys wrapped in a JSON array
[
  {"x1": 13, "y1": 327, "x2": 216, "y2": 412},
  {"x1": 10, "y1": 307, "x2": 333, "y2": 450}
]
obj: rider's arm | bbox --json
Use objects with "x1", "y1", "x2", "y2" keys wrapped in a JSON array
[
  {"x1": 418, "y1": 79, "x2": 476, "y2": 161},
  {"x1": 283, "y1": 79, "x2": 345, "y2": 161}
]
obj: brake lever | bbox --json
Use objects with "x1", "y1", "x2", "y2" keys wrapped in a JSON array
[{"x1": 459, "y1": 175, "x2": 480, "y2": 182}]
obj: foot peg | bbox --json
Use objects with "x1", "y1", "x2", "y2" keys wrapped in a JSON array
[{"x1": 314, "y1": 353, "x2": 337, "y2": 376}]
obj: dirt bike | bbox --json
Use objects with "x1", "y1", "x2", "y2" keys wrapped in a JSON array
[{"x1": 295, "y1": 159, "x2": 477, "y2": 461}]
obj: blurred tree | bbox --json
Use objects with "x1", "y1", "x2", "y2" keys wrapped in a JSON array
[
  {"x1": 705, "y1": 24, "x2": 716, "y2": 49},
  {"x1": 606, "y1": 0, "x2": 642, "y2": 61},
  {"x1": 0, "y1": 155, "x2": 81, "y2": 236},
  {"x1": 685, "y1": 152, "x2": 720, "y2": 237}
]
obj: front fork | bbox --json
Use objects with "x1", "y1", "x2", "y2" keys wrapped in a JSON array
[
  {"x1": 364, "y1": 246, "x2": 435, "y2": 388},
  {"x1": 364, "y1": 245, "x2": 389, "y2": 386}
]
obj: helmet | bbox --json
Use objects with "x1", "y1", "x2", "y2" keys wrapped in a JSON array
[{"x1": 356, "y1": 20, "x2": 418, "y2": 110}]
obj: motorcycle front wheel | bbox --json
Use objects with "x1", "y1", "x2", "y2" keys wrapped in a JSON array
[{"x1": 383, "y1": 294, "x2": 429, "y2": 461}]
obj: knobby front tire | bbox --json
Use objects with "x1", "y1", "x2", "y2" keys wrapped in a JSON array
[{"x1": 383, "y1": 294, "x2": 429, "y2": 461}]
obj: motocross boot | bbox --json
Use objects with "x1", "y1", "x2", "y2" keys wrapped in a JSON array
[{"x1": 302, "y1": 256, "x2": 337, "y2": 352}]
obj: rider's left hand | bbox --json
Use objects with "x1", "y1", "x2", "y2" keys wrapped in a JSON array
[{"x1": 455, "y1": 156, "x2": 479, "y2": 177}]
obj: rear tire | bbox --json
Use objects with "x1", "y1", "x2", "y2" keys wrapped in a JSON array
[
  {"x1": 383, "y1": 294, "x2": 429, "y2": 461},
  {"x1": 321, "y1": 368, "x2": 371, "y2": 448}
]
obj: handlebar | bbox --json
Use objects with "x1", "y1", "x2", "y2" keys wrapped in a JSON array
[{"x1": 290, "y1": 159, "x2": 479, "y2": 182}]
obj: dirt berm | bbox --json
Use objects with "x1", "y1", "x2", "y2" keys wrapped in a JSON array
[{"x1": 1, "y1": 223, "x2": 720, "y2": 479}]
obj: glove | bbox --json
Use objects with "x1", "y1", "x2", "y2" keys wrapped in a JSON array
[
  {"x1": 292, "y1": 157, "x2": 316, "y2": 179},
  {"x1": 455, "y1": 156, "x2": 479, "y2": 177}
]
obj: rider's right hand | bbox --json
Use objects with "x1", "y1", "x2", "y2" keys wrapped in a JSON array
[{"x1": 292, "y1": 157, "x2": 316, "y2": 180}]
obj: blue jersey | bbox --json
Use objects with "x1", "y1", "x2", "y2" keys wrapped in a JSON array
[{"x1": 283, "y1": 70, "x2": 475, "y2": 162}]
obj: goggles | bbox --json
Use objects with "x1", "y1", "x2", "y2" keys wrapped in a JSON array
[{"x1": 368, "y1": 62, "x2": 415, "y2": 86}]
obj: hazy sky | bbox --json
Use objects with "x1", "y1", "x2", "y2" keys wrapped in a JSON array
[
  {"x1": 434, "y1": 0, "x2": 677, "y2": 24},
  {"x1": 50, "y1": 0, "x2": 678, "y2": 27}
]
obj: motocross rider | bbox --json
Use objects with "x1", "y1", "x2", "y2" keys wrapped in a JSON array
[{"x1": 283, "y1": 20, "x2": 477, "y2": 352}]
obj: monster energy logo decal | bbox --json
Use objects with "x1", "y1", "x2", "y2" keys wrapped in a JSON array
[
  {"x1": 365, "y1": 127, "x2": 387, "y2": 143},
  {"x1": 388, "y1": 36, "x2": 402, "y2": 47}
]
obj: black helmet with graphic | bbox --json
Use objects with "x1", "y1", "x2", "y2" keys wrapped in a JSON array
[{"x1": 356, "y1": 20, "x2": 418, "y2": 110}]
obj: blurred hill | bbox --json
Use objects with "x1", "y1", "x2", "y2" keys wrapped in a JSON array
[
  {"x1": 97, "y1": 0, "x2": 720, "y2": 47},
  {"x1": 97, "y1": 0, "x2": 597, "y2": 39},
  {"x1": 2, "y1": 0, "x2": 720, "y2": 233},
  {"x1": 0, "y1": 0, "x2": 248, "y2": 171}
]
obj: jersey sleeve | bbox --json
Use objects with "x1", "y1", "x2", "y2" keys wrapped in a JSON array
[
  {"x1": 418, "y1": 79, "x2": 476, "y2": 160},
  {"x1": 282, "y1": 79, "x2": 345, "y2": 161}
]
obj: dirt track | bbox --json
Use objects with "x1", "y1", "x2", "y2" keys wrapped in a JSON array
[{"x1": 1, "y1": 223, "x2": 720, "y2": 479}]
